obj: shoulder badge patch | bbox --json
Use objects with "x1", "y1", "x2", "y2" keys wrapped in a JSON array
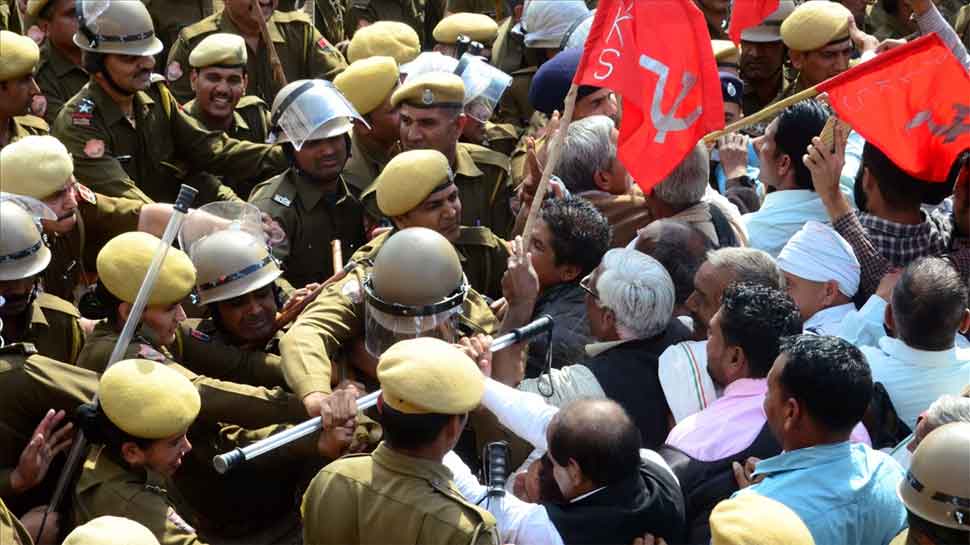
[
  {"x1": 72, "y1": 98, "x2": 95, "y2": 127},
  {"x1": 272, "y1": 193, "x2": 292, "y2": 207},
  {"x1": 341, "y1": 277, "x2": 363, "y2": 304},
  {"x1": 166, "y1": 507, "x2": 196, "y2": 533},
  {"x1": 189, "y1": 329, "x2": 211, "y2": 342},
  {"x1": 317, "y1": 36, "x2": 331, "y2": 50},
  {"x1": 31, "y1": 95, "x2": 47, "y2": 118},
  {"x1": 27, "y1": 25, "x2": 45, "y2": 44},
  {"x1": 166, "y1": 61, "x2": 183, "y2": 82},
  {"x1": 136, "y1": 343, "x2": 167, "y2": 362},
  {"x1": 75, "y1": 183, "x2": 97, "y2": 205},
  {"x1": 83, "y1": 139, "x2": 105, "y2": 159},
  {"x1": 421, "y1": 88, "x2": 434, "y2": 105}
]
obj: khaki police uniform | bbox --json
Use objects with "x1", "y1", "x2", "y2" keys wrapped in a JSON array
[
  {"x1": 167, "y1": 9, "x2": 347, "y2": 106},
  {"x1": 0, "y1": 0, "x2": 22, "y2": 32},
  {"x1": 52, "y1": 80, "x2": 286, "y2": 204},
  {"x1": 34, "y1": 42, "x2": 89, "y2": 125},
  {"x1": 2, "y1": 115, "x2": 48, "y2": 148},
  {"x1": 479, "y1": 121, "x2": 518, "y2": 156},
  {"x1": 0, "y1": 496, "x2": 31, "y2": 545},
  {"x1": 179, "y1": 317, "x2": 288, "y2": 389},
  {"x1": 954, "y1": 4, "x2": 970, "y2": 48},
  {"x1": 742, "y1": 76, "x2": 787, "y2": 117},
  {"x1": 303, "y1": 0, "x2": 347, "y2": 46},
  {"x1": 249, "y1": 171, "x2": 367, "y2": 289},
  {"x1": 303, "y1": 444, "x2": 499, "y2": 545},
  {"x1": 8, "y1": 293, "x2": 86, "y2": 365},
  {"x1": 345, "y1": 0, "x2": 425, "y2": 43},
  {"x1": 77, "y1": 321, "x2": 304, "y2": 427},
  {"x1": 143, "y1": 0, "x2": 216, "y2": 61},
  {"x1": 344, "y1": 131, "x2": 395, "y2": 194},
  {"x1": 444, "y1": 0, "x2": 498, "y2": 16},
  {"x1": 0, "y1": 344, "x2": 97, "y2": 507},
  {"x1": 866, "y1": 1, "x2": 915, "y2": 40}
]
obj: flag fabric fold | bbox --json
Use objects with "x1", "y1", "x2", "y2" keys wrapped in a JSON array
[{"x1": 573, "y1": 0, "x2": 724, "y2": 193}]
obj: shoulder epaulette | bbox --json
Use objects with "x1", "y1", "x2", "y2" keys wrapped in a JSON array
[
  {"x1": 236, "y1": 95, "x2": 268, "y2": 109},
  {"x1": 14, "y1": 115, "x2": 50, "y2": 131},
  {"x1": 179, "y1": 15, "x2": 220, "y2": 42},
  {"x1": 272, "y1": 9, "x2": 311, "y2": 24},
  {"x1": 36, "y1": 293, "x2": 82, "y2": 318},
  {"x1": 0, "y1": 343, "x2": 38, "y2": 356},
  {"x1": 462, "y1": 143, "x2": 511, "y2": 173},
  {"x1": 457, "y1": 226, "x2": 501, "y2": 248}
]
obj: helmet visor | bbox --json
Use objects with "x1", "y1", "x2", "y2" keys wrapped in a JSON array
[
  {"x1": 455, "y1": 54, "x2": 511, "y2": 123},
  {"x1": 269, "y1": 80, "x2": 367, "y2": 151}
]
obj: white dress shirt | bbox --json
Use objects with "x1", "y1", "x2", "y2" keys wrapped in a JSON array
[
  {"x1": 803, "y1": 302, "x2": 857, "y2": 336},
  {"x1": 742, "y1": 189, "x2": 832, "y2": 258}
]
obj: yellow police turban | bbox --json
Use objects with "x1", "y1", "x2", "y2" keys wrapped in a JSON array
[
  {"x1": 26, "y1": 0, "x2": 51, "y2": 17},
  {"x1": 391, "y1": 72, "x2": 465, "y2": 108},
  {"x1": 96, "y1": 232, "x2": 197, "y2": 306},
  {"x1": 64, "y1": 516, "x2": 161, "y2": 545},
  {"x1": 189, "y1": 32, "x2": 247, "y2": 68},
  {"x1": 99, "y1": 359, "x2": 200, "y2": 439},
  {"x1": 434, "y1": 13, "x2": 499, "y2": 45},
  {"x1": 376, "y1": 149, "x2": 454, "y2": 217},
  {"x1": 0, "y1": 135, "x2": 73, "y2": 200},
  {"x1": 377, "y1": 337, "x2": 484, "y2": 415},
  {"x1": 333, "y1": 56, "x2": 399, "y2": 116},
  {"x1": 710, "y1": 494, "x2": 815, "y2": 545},
  {"x1": 781, "y1": 0, "x2": 852, "y2": 52},
  {"x1": 348, "y1": 21, "x2": 421, "y2": 65},
  {"x1": 0, "y1": 30, "x2": 40, "y2": 82},
  {"x1": 712, "y1": 40, "x2": 740, "y2": 69}
]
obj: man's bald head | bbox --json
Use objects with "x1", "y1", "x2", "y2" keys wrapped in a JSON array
[
  {"x1": 548, "y1": 399, "x2": 641, "y2": 487},
  {"x1": 636, "y1": 220, "x2": 715, "y2": 307}
]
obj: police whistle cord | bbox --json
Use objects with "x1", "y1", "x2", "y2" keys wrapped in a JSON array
[
  {"x1": 213, "y1": 315, "x2": 555, "y2": 474},
  {"x1": 36, "y1": 185, "x2": 199, "y2": 544},
  {"x1": 521, "y1": 84, "x2": 578, "y2": 252}
]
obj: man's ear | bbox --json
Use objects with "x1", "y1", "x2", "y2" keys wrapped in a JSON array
[
  {"x1": 592, "y1": 168, "x2": 612, "y2": 192},
  {"x1": 120, "y1": 441, "x2": 145, "y2": 467},
  {"x1": 558, "y1": 263, "x2": 582, "y2": 284},
  {"x1": 884, "y1": 303, "x2": 896, "y2": 336},
  {"x1": 241, "y1": 73, "x2": 249, "y2": 94},
  {"x1": 118, "y1": 301, "x2": 132, "y2": 324},
  {"x1": 189, "y1": 70, "x2": 198, "y2": 94},
  {"x1": 959, "y1": 309, "x2": 970, "y2": 334},
  {"x1": 789, "y1": 50, "x2": 803, "y2": 71},
  {"x1": 566, "y1": 458, "x2": 584, "y2": 487},
  {"x1": 728, "y1": 345, "x2": 747, "y2": 380},
  {"x1": 823, "y1": 280, "x2": 841, "y2": 307},
  {"x1": 777, "y1": 153, "x2": 792, "y2": 179},
  {"x1": 783, "y1": 397, "x2": 800, "y2": 434},
  {"x1": 455, "y1": 113, "x2": 469, "y2": 133}
]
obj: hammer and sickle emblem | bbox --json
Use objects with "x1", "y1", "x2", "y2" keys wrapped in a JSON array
[{"x1": 639, "y1": 54, "x2": 703, "y2": 143}]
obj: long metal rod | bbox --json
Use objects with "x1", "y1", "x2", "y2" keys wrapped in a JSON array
[{"x1": 213, "y1": 315, "x2": 554, "y2": 474}]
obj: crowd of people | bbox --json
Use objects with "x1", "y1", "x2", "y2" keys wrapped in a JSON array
[{"x1": 0, "y1": 0, "x2": 969, "y2": 543}]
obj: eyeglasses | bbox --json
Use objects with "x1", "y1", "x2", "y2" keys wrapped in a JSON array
[{"x1": 579, "y1": 273, "x2": 598, "y2": 301}]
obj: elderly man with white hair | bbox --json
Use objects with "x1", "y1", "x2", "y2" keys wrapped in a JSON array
[
  {"x1": 508, "y1": 248, "x2": 692, "y2": 449},
  {"x1": 776, "y1": 221, "x2": 861, "y2": 335}
]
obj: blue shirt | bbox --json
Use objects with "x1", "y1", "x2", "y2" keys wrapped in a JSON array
[{"x1": 737, "y1": 441, "x2": 907, "y2": 545}]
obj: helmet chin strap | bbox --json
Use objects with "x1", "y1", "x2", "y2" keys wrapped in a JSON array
[{"x1": 96, "y1": 65, "x2": 138, "y2": 98}]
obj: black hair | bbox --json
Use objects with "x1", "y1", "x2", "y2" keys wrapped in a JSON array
[
  {"x1": 773, "y1": 101, "x2": 829, "y2": 190},
  {"x1": 379, "y1": 402, "x2": 459, "y2": 450},
  {"x1": 860, "y1": 142, "x2": 927, "y2": 210},
  {"x1": 636, "y1": 220, "x2": 716, "y2": 305},
  {"x1": 892, "y1": 257, "x2": 968, "y2": 351},
  {"x1": 81, "y1": 50, "x2": 106, "y2": 75},
  {"x1": 539, "y1": 197, "x2": 612, "y2": 279},
  {"x1": 78, "y1": 280, "x2": 123, "y2": 323},
  {"x1": 547, "y1": 399, "x2": 641, "y2": 486},
  {"x1": 720, "y1": 282, "x2": 803, "y2": 378},
  {"x1": 74, "y1": 402, "x2": 153, "y2": 452},
  {"x1": 907, "y1": 510, "x2": 970, "y2": 543},
  {"x1": 778, "y1": 334, "x2": 873, "y2": 434}
]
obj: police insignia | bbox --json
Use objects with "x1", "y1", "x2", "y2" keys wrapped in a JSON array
[
  {"x1": 166, "y1": 508, "x2": 196, "y2": 533},
  {"x1": 31, "y1": 95, "x2": 47, "y2": 118},
  {"x1": 272, "y1": 194, "x2": 292, "y2": 207},
  {"x1": 422, "y1": 88, "x2": 434, "y2": 105},
  {"x1": 83, "y1": 139, "x2": 105, "y2": 159},
  {"x1": 136, "y1": 344, "x2": 166, "y2": 362},
  {"x1": 76, "y1": 183, "x2": 97, "y2": 205},
  {"x1": 77, "y1": 99, "x2": 95, "y2": 114},
  {"x1": 341, "y1": 278, "x2": 363, "y2": 304},
  {"x1": 190, "y1": 329, "x2": 211, "y2": 342},
  {"x1": 166, "y1": 61, "x2": 183, "y2": 82}
]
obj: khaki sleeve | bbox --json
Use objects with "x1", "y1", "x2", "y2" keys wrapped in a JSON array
[
  {"x1": 278, "y1": 274, "x2": 364, "y2": 398},
  {"x1": 80, "y1": 194, "x2": 143, "y2": 267},
  {"x1": 306, "y1": 24, "x2": 347, "y2": 81},
  {"x1": 123, "y1": 491, "x2": 208, "y2": 545},
  {"x1": 176, "y1": 325, "x2": 287, "y2": 389},
  {"x1": 301, "y1": 469, "x2": 359, "y2": 544}
]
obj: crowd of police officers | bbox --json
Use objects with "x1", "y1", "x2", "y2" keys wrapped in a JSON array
[{"x1": 1, "y1": 0, "x2": 969, "y2": 543}]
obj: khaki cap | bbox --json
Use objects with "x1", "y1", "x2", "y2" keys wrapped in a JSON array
[
  {"x1": 741, "y1": 0, "x2": 795, "y2": 43},
  {"x1": 434, "y1": 13, "x2": 499, "y2": 45},
  {"x1": 711, "y1": 493, "x2": 815, "y2": 545},
  {"x1": 376, "y1": 149, "x2": 454, "y2": 217},
  {"x1": 391, "y1": 72, "x2": 465, "y2": 108},
  {"x1": 348, "y1": 21, "x2": 421, "y2": 65},
  {"x1": 781, "y1": 0, "x2": 852, "y2": 51},
  {"x1": 0, "y1": 31, "x2": 40, "y2": 82},
  {"x1": 712, "y1": 40, "x2": 739, "y2": 69},
  {"x1": 189, "y1": 33, "x2": 247, "y2": 68},
  {"x1": 26, "y1": 0, "x2": 51, "y2": 17},
  {"x1": 64, "y1": 516, "x2": 161, "y2": 545},
  {"x1": 97, "y1": 232, "x2": 197, "y2": 306},
  {"x1": 899, "y1": 422, "x2": 970, "y2": 530},
  {"x1": 333, "y1": 56, "x2": 400, "y2": 116},
  {"x1": 377, "y1": 337, "x2": 484, "y2": 415},
  {"x1": 99, "y1": 359, "x2": 200, "y2": 439},
  {"x1": 0, "y1": 135, "x2": 73, "y2": 200}
]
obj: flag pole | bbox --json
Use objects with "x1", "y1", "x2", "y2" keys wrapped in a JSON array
[
  {"x1": 522, "y1": 84, "x2": 579, "y2": 250},
  {"x1": 702, "y1": 85, "x2": 819, "y2": 143}
]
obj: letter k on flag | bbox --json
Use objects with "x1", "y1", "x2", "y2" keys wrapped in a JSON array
[{"x1": 573, "y1": 0, "x2": 724, "y2": 193}]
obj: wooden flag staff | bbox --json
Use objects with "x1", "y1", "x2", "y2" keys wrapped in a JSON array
[{"x1": 703, "y1": 86, "x2": 819, "y2": 143}]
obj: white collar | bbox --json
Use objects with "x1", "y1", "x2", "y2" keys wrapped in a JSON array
[
  {"x1": 804, "y1": 303, "x2": 856, "y2": 333},
  {"x1": 585, "y1": 339, "x2": 632, "y2": 358},
  {"x1": 877, "y1": 336, "x2": 966, "y2": 368},
  {"x1": 570, "y1": 486, "x2": 608, "y2": 503}
]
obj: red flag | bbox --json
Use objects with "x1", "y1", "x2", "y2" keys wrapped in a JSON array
[
  {"x1": 727, "y1": 0, "x2": 779, "y2": 45},
  {"x1": 574, "y1": 0, "x2": 724, "y2": 193},
  {"x1": 817, "y1": 34, "x2": 970, "y2": 183}
]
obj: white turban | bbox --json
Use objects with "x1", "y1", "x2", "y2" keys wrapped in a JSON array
[
  {"x1": 777, "y1": 221, "x2": 860, "y2": 297},
  {"x1": 521, "y1": 0, "x2": 590, "y2": 48}
]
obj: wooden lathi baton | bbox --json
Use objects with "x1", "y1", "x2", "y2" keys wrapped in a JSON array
[
  {"x1": 702, "y1": 86, "x2": 820, "y2": 143},
  {"x1": 521, "y1": 84, "x2": 580, "y2": 250},
  {"x1": 251, "y1": 0, "x2": 287, "y2": 88},
  {"x1": 271, "y1": 240, "x2": 353, "y2": 334}
]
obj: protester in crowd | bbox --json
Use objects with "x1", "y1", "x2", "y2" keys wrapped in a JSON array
[
  {"x1": 776, "y1": 221, "x2": 861, "y2": 335},
  {"x1": 735, "y1": 334, "x2": 907, "y2": 545},
  {"x1": 634, "y1": 219, "x2": 716, "y2": 321},
  {"x1": 908, "y1": 395, "x2": 970, "y2": 453},
  {"x1": 697, "y1": 0, "x2": 729, "y2": 39}
]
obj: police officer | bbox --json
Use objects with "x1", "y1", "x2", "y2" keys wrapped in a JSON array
[
  {"x1": 52, "y1": 0, "x2": 288, "y2": 205},
  {"x1": 712, "y1": 39, "x2": 740, "y2": 76},
  {"x1": 64, "y1": 516, "x2": 162, "y2": 545},
  {"x1": 389, "y1": 72, "x2": 514, "y2": 238},
  {"x1": 28, "y1": 0, "x2": 88, "y2": 124},
  {"x1": 302, "y1": 337, "x2": 500, "y2": 545},
  {"x1": 0, "y1": 200, "x2": 85, "y2": 364},
  {"x1": 166, "y1": 0, "x2": 347, "y2": 105},
  {"x1": 433, "y1": 12, "x2": 499, "y2": 58},
  {"x1": 345, "y1": 20, "x2": 422, "y2": 65},
  {"x1": 894, "y1": 422, "x2": 970, "y2": 544},
  {"x1": 360, "y1": 149, "x2": 509, "y2": 299},
  {"x1": 333, "y1": 56, "x2": 401, "y2": 197},
  {"x1": 456, "y1": 55, "x2": 518, "y2": 156},
  {"x1": 740, "y1": 0, "x2": 794, "y2": 116},
  {"x1": 779, "y1": 0, "x2": 854, "y2": 97},
  {"x1": 0, "y1": 30, "x2": 47, "y2": 148},
  {"x1": 76, "y1": 231, "x2": 305, "y2": 428},
  {"x1": 249, "y1": 79, "x2": 368, "y2": 289}
]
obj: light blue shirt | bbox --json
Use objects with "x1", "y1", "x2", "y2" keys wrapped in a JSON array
[
  {"x1": 742, "y1": 190, "x2": 832, "y2": 257},
  {"x1": 712, "y1": 141, "x2": 762, "y2": 196},
  {"x1": 739, "y1": 441, "x2": 907, "y2": 545}
]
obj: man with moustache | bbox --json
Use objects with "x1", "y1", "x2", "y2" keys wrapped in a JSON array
[
  {"x1": 740, "y1": 1, "x2": 794, "y2": 116},
  {"x1": 166, "y1": 0, "x2": 347, "y2": 105},
  {"x1": 0, "y1": 30, "x2": 48, "y2": 149},
  {"x1": 52, "y1": 0, "x2": 288, "y2": 205},
  {"x1": 28, "y1": 0, "x2": 88, "y2": 124},
  {"x1": 779, "y1": 1, "x2": 855, "y2": 98}
]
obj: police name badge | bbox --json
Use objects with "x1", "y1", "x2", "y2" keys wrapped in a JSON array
[{"x1": 272, "y1": 194, "x2": 292, "y2": 207}]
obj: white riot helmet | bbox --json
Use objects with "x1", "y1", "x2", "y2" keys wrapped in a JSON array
[
  {"x1": 0, "y1": 197, "x2": 54, "y2": 281},
  {"x1": 268, "y1": 79, "x2": 367, "y2": 151},
  {"x1": 179, "y1": 202, "x2": 282, "y2": 306},
  {"x1": 74, "y1": 0, "x2": 163, "y2": 56}
]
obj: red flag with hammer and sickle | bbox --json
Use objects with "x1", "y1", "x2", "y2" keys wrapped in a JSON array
[
  {"x1": 817, "y1": 34, "x2": 970, "y2": 183},
  {"x1": 573, "y1": 0, "x2": 724, "y2": 193}
]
